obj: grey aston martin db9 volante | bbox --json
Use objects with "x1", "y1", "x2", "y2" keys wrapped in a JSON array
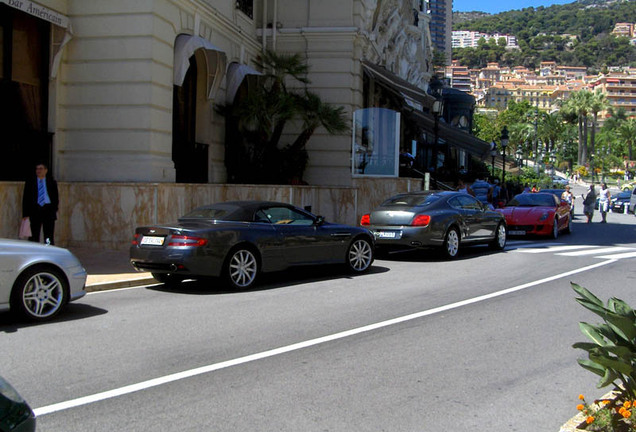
[
  {"x1": 130, "y1": 201, "x2": 375, "y2": 289},
  {"x1": 0, "y1": 239, "x2": 87, "y2": 321},
  {"x1": 361, "y1": 191, "x2": 507, "y2": 258}
]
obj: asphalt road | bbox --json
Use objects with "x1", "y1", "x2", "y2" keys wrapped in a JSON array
[{"x1": 2, "y1": 185, "x2": 635, "y2": 431}]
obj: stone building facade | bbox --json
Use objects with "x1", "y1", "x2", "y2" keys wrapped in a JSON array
[{"x1": 2, "y1": 0, "x2": 447, "y2": 187}]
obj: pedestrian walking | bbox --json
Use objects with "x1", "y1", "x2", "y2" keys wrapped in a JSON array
[
  {"x1": 582, "y1": 184, "x2": 596, "y2": 224},
  {"x1": 456, "y1": 179, "x2": 474, "y2": 196},
  {"x1": 598, "y1": 182, "x2": 611, "y2": 223},
  {"x1": 22, "y1": 162, "x2": 59, "y2": 245}
]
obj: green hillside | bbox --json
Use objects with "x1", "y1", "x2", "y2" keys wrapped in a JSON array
[{"x1": 452, "y1": 0, "x2": 636, "y2": 71}]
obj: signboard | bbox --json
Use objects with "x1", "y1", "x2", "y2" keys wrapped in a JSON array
[{"x1": 1, "y1": 0, "x2": 70, "y2": 28}]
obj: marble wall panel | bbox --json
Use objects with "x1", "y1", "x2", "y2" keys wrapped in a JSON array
[
  {"x1": 0, "y1": 179, "x2": 425, "y2": 250},
  {"x1": 0, "y1": 183, "x2": 23, "y2": 239}
]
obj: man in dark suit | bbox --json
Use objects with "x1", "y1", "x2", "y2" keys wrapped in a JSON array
[{"x1": 22, "y1": 162, "x2": 59, "y2": 245}]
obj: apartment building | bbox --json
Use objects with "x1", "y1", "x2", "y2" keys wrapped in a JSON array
[{"x1": 590, "y1": 73, "x2": 636, "y2": 117}]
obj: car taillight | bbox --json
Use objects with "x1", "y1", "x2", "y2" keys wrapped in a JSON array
[
  {"x1": 168, "y1": 235, "x2": 208, "y2": 247},
  {"x1": 132, "y1": 233, "x2": 140, "y2": 245},
  {"x1": 360, "y1": 214, "x2": 371, "y2": 226},
  {"x1": 411, "y1": 215, "x2": 431, "y2": 226}
]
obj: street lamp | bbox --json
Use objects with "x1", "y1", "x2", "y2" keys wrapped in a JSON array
[
  {"x1": 549, "y1": 151, "x2": 556, "y2": 176},
  {"x1": 490, "y1": 142, "x2": 497, "y2": 177},
  {"x1": 515, "y1": 147, "x2": 523, "y2": 168},
  {"x1": 429, "y1": 77, "x2": 444, "y2": 176},
  {"x1": 500, "y1": 126, "x2": 509, "y2": 186}
]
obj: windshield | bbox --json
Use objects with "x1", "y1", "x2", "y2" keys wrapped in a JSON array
[
  {"x1": 506, "y1": 193, "x2": 557, "y2": 208},
  {"x1": 181, "y1": 203, "x2": 252, "y2": 221},
  {"x1": 381, "y1": 194, "x2": 440, "y2": 207}
]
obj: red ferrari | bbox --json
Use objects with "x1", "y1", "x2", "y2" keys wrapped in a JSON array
[{"x1": 496, "y1": 192, "x2": 572, "y2": 238}]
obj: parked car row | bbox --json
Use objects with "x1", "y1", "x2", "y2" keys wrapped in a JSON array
[{"x1": 2, "y1": 187, "x2": 579, "y2": 326}]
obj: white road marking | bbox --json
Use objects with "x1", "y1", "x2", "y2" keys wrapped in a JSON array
[
  {"x1": 33, "y1": 259, "x2": 616, "y2": 417},
  {"x1": 515, "y1": 245, "x2": 599, "y2": 253},
  {"x1": 558, "y1": 247, "x2": 635, "y2": 257},
  {"x1": 597, "y1": 251, "x2": 636, "y2": 260}
]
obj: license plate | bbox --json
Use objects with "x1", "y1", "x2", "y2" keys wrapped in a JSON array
[
  {"x1": 376, "y1": 231, "x2": 401, "y2": 239},
  {"x1": 509, "y1": 230, "x2": 526, "y2": 235},
  {"x1": 140, "y1": 235, "x2": 165, "y2": 246}
]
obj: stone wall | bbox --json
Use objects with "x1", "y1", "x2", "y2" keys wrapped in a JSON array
[{"x1": 0, "y1": 178, "x2": 423, "y2": 250}]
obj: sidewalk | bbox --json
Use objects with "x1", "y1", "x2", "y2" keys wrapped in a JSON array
[{"x1": 69, "y1": 247, "x2": 156, "y2": 292}]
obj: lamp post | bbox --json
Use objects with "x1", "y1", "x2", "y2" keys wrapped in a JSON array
[
  {"x1": 549, "y1": 152, "x2": 556, "y2": 177},
  {"x1": 490, "y1": 142, "x2": 497, "y2": 178},
  {"x1": 429, "y1": 78, "x2": 444, "y2": 177},
  {"x1": 500, "y1": 126, "x2": 509, "y2": 186}
]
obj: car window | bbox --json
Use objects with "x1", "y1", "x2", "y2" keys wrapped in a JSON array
[
  {"x1": 261, "y1": 206, "x2": 315, "y2": 225},
  {"x1": 457, "y1": 194, "x2": 482, "y2": 210},
  {"x1": 447, "y1": 197, "x2": 462, "y2": 210},
  {"x1": 381, "y1": 194, "x2": 440, "y2": 207},
  {"x1": 507, "y1": 193, "x2": 557, "y2": 207}
]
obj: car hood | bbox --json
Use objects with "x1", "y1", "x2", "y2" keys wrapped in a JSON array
[
  {"x1": 0, "y1": 238, "x2": 74, "y2": 256},
  {"x1": 498, "y1": 207, "x2": 553, "y2": 220}
]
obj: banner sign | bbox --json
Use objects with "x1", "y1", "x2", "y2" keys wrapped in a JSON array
[{"x1": 1, "y1": 0, "x2": 69, "y2": 28}]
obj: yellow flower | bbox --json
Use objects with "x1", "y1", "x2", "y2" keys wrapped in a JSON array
[
  {"x1": 624, "y1": 401, "x2": 632, "y2": 409},
  {"x1": 586, "y1": 416, "x2": 595, "y2": 424},
  {"x1": 577, "y1": 404, "x2": 585, "y2": 411},
  {"x1": 579, "y1": 394, "x2": 585, "y2": 400},
  {"x1": 623, "y1": 411, "x2": 633, "y2": 419}
]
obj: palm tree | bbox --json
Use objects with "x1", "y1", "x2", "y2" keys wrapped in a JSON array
[
  {"x1": 560, "y1": 90, "x2": 593, "y2": 165},
  {"x1": 226, "y1": 50, "x2": 348, "y2": 184},
  {"x1": 588, "y1": 90, "x2": 610, "y2": 162},
  {"x1": 618, "y1": 118, "x2": 636, "y2": 161}
]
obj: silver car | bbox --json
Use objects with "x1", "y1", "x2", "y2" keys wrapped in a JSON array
[
  {"x1": 0, "y1": 239, "x2": 87, "y2": 321},
  {"x1": 361, "y1": 191, "x2": 507, "y2": 259}
]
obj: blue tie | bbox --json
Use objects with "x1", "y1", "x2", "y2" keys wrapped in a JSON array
[{"x1": 37, "y1": 180, "x2": 46, "y2": 206}]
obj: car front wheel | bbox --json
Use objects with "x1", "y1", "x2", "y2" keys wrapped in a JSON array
[
  {"x1": 225, "y1": 247, "x2": 259, "y2": 290},
  {"x1": 490, "y1": 223, "x2": 507, "y2": 250},
  {"x1": 551, "y1": 218, "x2": 559, "y2": 239},
  {"x1": 443, "y1": 227, "x2": 460, "y2": 259},
  {"x1": 347, "y1": 238, "x2": 374, "y2": 273},
  {"x1": 10, "y1": 266, "x2": 68, "y2": 321}
]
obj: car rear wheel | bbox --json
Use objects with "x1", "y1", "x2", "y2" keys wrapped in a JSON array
[
  {"x1": 346, "y1": 238, "x2": 374, "y2": 273},
  {"x1": 442, "y1": 227, "x2": 460, "y2": 259},
  {"x1": 551, "y1": 218, "x2": 559, "y2": 239},
  {"x1": 225, "y1": 247, "x2": 259, "y2": 290},
  {"x1": 490, "y1": 223, "x2": 507, "y2": 250},
  {"x1": 10, "y1": 266, "x2": 68, "y2": 321}
]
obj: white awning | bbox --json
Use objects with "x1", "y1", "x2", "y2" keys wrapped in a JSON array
[
  {"x1": 173, "y1": 34, "x2": 227, "y2": 100},
  {"x1": 225, "y1": 62, "x2": 262, "y2": 104}
]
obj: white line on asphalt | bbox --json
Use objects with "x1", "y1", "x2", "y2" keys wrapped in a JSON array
[
  {"x1": 515, "y1": 245, "x2": 600, "y2": 253},
  {"x1": 32, "y1": 258, "x2": 617, "y2": 417},
  {"x1": 597, "y1": 251, "x2": 636, "y2": 260},
  {"x1": 557, "y1": 247, "x2": 635, "y2": 257}
]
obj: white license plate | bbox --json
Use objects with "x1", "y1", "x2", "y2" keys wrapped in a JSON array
[
  {"x1": 509, "y1": 230, "x2": 526, "y2": 236},
  {"x1": 376, "y1": 231, "x2": 400, "y2": 239},
  {"x1": 140, "y1": 235, "x2": 165, "y2": 246}
]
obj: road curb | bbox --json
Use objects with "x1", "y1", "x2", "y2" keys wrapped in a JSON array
[{"x1": 86, "y1": 277, "x2": 158, "y2": 293}]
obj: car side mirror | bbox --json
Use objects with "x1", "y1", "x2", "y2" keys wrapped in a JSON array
[{"x1": 314, "y1": 215, "x2": 325, "y2": 225}]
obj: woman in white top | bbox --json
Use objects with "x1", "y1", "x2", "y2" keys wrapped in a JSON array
[{"x1": 598, "y1": 183, "x2": 611, "y2": 223}]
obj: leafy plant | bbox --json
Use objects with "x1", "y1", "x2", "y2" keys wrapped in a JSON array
[{"x1": 572, "y1": 283, "x2": 636, "y2": 400}]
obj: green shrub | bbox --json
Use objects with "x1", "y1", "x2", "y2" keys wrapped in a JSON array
[{"x1": 572, "y1": 282, "x2": 636, "y2": 400}]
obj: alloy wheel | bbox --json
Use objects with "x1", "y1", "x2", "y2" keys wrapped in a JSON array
[
  {"x1": 228, "y1": 249, "x2": 258, "y2": 289},
  {"x1": 348, "y1": 239, "x2": 373, "y2": 272}
]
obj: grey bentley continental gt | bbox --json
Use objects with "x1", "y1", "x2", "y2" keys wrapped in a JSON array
[
  {"x1": 361, "y1": 191, "x2": 507, "y2": 258},
  {"x1": 130, "y1": 201, "x2": 375, "y2": 290}
]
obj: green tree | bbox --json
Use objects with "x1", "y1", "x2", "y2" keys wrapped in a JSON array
[
  {"x1": 618, "y1": 118, "x2": 636, "y2": 161},
  {"x1": 226, "y1": 50, "x2": 348, "y2": 184}
]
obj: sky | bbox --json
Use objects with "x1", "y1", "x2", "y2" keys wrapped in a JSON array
[{"x1": 453, "y1": 0, "x2": 577, "y2": 14}]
